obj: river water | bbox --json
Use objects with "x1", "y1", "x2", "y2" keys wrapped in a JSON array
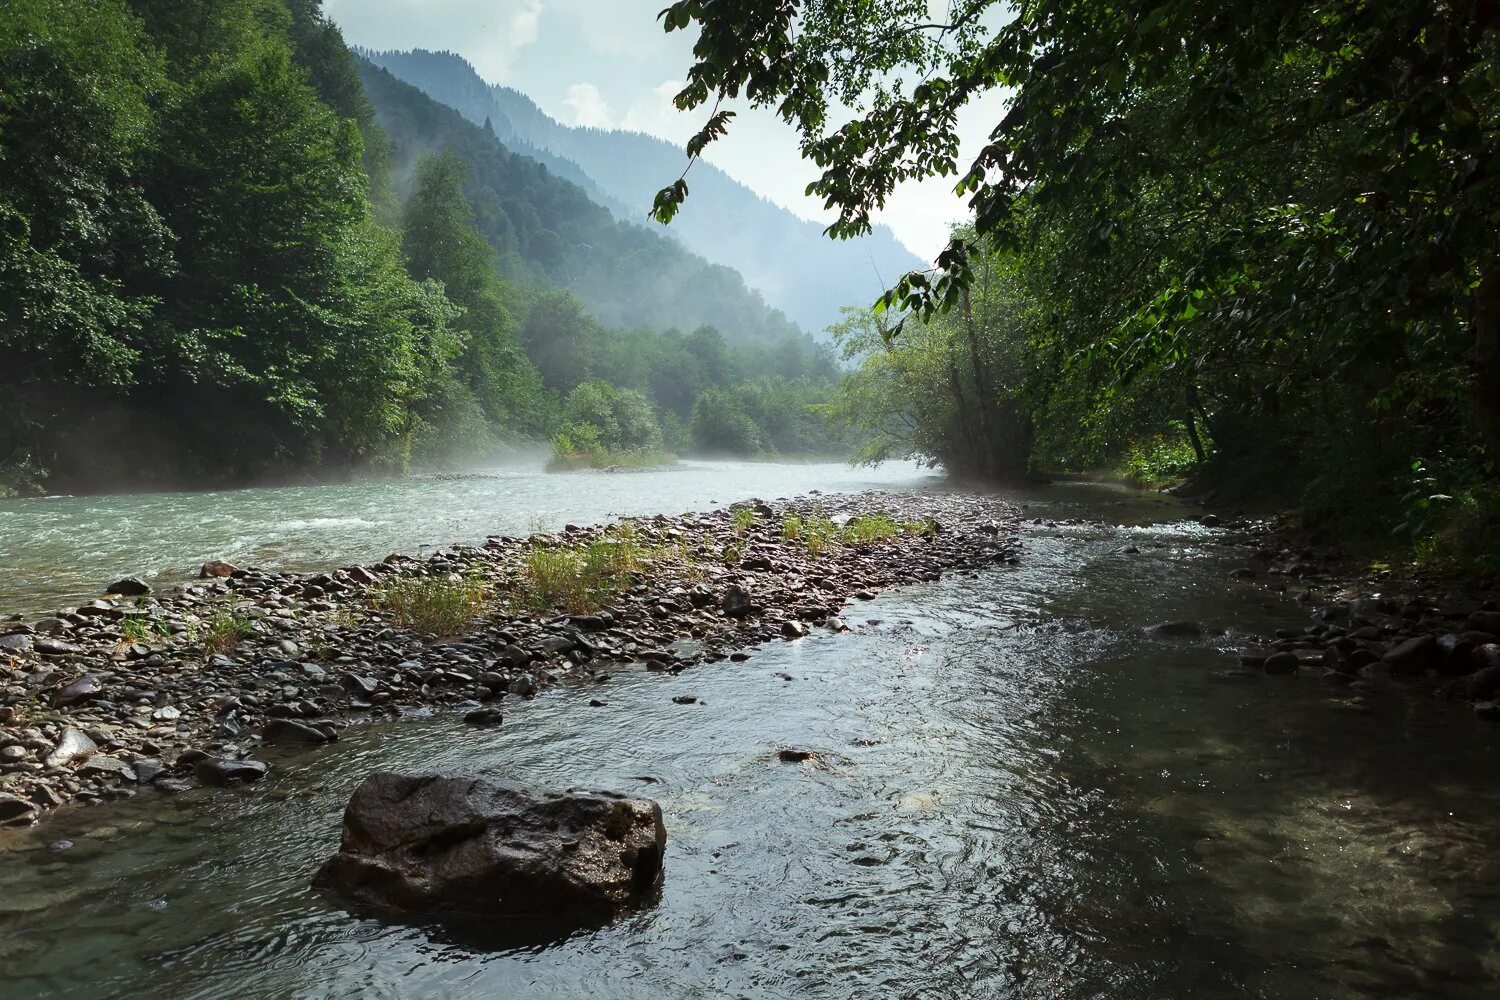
[
  {"x1": 0, "y1": 460, "x2": 941, "y2": 616},
  {"x1": 2, "y1": 470, "x2": 1499, "y2": 997}
]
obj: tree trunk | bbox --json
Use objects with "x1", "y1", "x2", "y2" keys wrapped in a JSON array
[
  {"x1": 1474, "y1": 260, "x2": 1500, "y2": 467},
  {"x1": 960, "y1": 286, "x2": 1003, "y2": 479},
  {"x1": 1184, "y1": 399, "x2": 1206, "y2": 463}
]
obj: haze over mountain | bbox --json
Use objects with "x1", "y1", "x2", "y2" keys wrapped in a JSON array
[
  {"x1": 358, "y1": 57, "x2": 808, "y2": 350},
  {"x1": 364, "y1": 48, "x2": 928, "y2": 336}
]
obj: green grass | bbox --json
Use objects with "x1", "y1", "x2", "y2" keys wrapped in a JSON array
[
  {"x1": 370, "y1": 573, "x2": 491, "y2": 636},
  {"x1": 120, "y1": 615, "x2": 170, "y2": 643},
  {"x1": 782, "y1": 509, "x2": 930, "y2": 556},
  {"x1": 515, "y1": 525, "x2": 706, "y2": 612},
  {"x1": 201, "y1": 605, "x2": 255, "y2": 658},
  {"x1": 517, "y1": 527, "x2": 647, "y2": 614},
  {"x1": 731, "y1": 507, "x2": 758, "y2": 534},
  {"x1": 545, "y1": 448, "x2": 677, "y2": 472},
  {"x1": 1415, "y1": 486, "x2": 1500, "y2": 579}
]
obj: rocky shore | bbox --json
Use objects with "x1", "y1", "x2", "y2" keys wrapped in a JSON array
[
  {"x1": 1185, "y1": 514, "x2": 1500, "y2": 716},
  {"x1": 0, "y1": 491, "x2": 1019, "y2": 829}
]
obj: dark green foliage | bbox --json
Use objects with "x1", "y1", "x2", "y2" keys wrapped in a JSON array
[
  {"x1": 666, "y1": 0, "x2": 1500, "y2": 558},
  {"x1": 402, "y1": 151, "x2": 545, "y2": 443},
  {"x1": 0, "y1": 0, "x2": 849, "y2": 491}
]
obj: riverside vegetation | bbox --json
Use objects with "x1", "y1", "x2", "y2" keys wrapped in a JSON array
[
  {"x1": 0, "y1": 0, "x2": 842, "y2": 496},
  {"x1": 0, "y1": 493, "x2": 1019, "y2": 827},
  {"x1": 658, "y1": 1, "x2": 1500, "y2": 576}
]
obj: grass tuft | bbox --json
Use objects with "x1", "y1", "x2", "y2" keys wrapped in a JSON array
[
  {"x1": 371, "y1": 573, "x2": 491, "y2": 636},
  {"x1": 201, "y1": 605, "x2": 255, "y2": 658}
]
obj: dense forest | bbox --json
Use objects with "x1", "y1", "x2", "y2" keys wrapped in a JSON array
[
  {"x1": 664, "y1": 0, "x2": 1500, "y2": 572},
  {"x1": 0, "y1": 0, "x2": 836, "y2": 493}
]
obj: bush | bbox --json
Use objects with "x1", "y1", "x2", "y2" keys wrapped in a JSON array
[
  {"x1": 371, "y1": 573, "x2": 490, "y2": 635},
  {"x1": 1415, "y1": 487, "x2": 1500, "y2": 579}
]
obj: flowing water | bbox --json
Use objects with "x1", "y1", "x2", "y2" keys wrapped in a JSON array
[
  {"x1": 2, "y1": 472, "x2": 1499, "y2": 998},
  {"x1": 0, "y1": 460, "x2": 940, "y2": 616}
]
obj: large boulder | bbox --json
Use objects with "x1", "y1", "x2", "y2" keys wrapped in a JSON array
[{"x1": 315, "y1": 772, "x2": 666, "y2": 918}]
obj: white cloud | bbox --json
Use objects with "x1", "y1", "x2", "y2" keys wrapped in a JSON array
[
  {"x1": 562, "y1": 83, "x2": 613, "y2": 128},
  {"x1": 619, "y1": 80, "x2": 697, "y2": 144},
  {"x1": 325, "y1": 0, "x2": 542, "y2": 81}
]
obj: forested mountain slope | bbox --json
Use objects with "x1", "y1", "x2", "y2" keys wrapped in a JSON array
[
  {"x1": 363, "y1": 48, "x2": 927, "y2": 336},
  {"x1": 356, "y1": 59, "x2": 806, "y2": 349}
]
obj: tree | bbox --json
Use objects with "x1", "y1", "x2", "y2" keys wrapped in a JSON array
[
  {"x1": 657, "y1": 0, "x2": 1500, "y2": 471},
  {"x1": 403, "y1": 150, "x2": 544, "y2": 435},
  {"x1": 691, "y1": 387, "x2": 760, "y2": 455},
  {"x1": 559, "y1": 380, "x2": 663, "y2": 453}
]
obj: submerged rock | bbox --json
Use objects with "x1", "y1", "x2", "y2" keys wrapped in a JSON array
[
  {"x1": 315, "y1": 772, "x2": 666, "y2": 918},
  {"x1": 262, "y1": 719, "x2": 336, "y2": 746},
  {"x1": 193, "y1": 757, "x2": 268, "y2": 786}
]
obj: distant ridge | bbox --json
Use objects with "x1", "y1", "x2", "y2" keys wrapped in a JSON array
[
  {"x1": 358, "y1": 57, "x2": 811, "y2": 349},
  {"x1": 363, "y1": 48, "x2": 928, "y2": 336}
]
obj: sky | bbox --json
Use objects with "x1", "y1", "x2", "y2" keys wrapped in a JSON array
[{"x1": 323, "y1": 0, "x2": 1007, "y2": 262}]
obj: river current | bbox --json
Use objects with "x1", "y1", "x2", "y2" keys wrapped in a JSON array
[{"x1": 1, "y1": 465, "x2": 1497, "y2": 997}]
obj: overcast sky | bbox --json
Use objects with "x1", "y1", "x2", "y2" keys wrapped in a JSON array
[{"x1": 324, "y1": 0, "x2": 1006, "y2": 261}]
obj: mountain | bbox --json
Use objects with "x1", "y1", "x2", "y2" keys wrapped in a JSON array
[
  {"x1": 362, "y1": 49, "x2": 928, "y2": 337},
  {"x1": 357, "y1": 58, "x2": 807, "y2": 349}
]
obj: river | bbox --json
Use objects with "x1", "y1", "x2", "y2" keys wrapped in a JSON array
[
  {"x1": 0, "y1": 460, "x2": 941, "y2": 616},
  {"x1": 1, "y1": 466, "x2": 1498, "y2": 997}
]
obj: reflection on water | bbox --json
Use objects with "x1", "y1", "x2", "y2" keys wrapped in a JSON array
[
  {"x1": 0, "y1": 460, "x2": 940, "y2": 614},
  {"x1": 1, "y1": 483, "x2": 1498, "y2": 998}
]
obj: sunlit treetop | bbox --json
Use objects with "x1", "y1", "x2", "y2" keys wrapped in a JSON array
[{"x1": 653, "y1": 0, "x2": 1499, "y2": 328}]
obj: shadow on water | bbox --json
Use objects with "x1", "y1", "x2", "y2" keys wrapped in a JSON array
[{"x1": 1, "y1": 480, "x2": 1498, "y2": 998}]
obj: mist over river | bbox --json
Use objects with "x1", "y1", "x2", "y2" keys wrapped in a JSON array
[{"x1": 1, "y1": 468, "x2": 1497, "y2": 997}]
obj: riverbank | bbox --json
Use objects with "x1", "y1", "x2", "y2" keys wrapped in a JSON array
[
  {"x1": 1179, "y1": 512, "x2": 1500, "y2": 716},
  {"x1": 0, "y1": 490, "x2": 1018, "y2": 828}
]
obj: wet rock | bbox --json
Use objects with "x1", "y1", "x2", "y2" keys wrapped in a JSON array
[
  {"x1": 133, "y1": 761, "x2": 166, "y2": 784},
  {"x1": 0, "y1": 793, "x2": 36, "y2": 826},
  {"x1": 0, "y1": 633, "x2": 33, "y2": 654},
  {"x1": 781, "y1": 621, "x2": 810, "y2": 639},
  {"x1": 45, "y1": 727, "x2": 98, "y2": 768},
  {"x1": 199, "y1": 561, "x2": 240, "y2": 579},
  {"x1": 1381, "y1": 634, "x2": 1441, "y2": 676},
  {"x1": 314, "y1": 772, "x2": 666, "y2": 917},
  {"x1": 54, "y1": 675, "x2": 103, "y2": 708},
  {"x1": 262, "y1": 719, "x2": 335, "y2": 746},
  {"x1": 463, "y1": 708, "x2": 504, "y2": 727},
  {"x1": 341, "y1": 674, "x2": 379, "y2": 698},
  {"x1": 34, "y1": 637, "x2": 80, "y2": 656},
  {"x1": 1469, "y1": 665, "x2": 1500, "y2": 702},
  {"x1": 193, "y1": 757, "x2": 269, "y2": 786},
  {"x1": 106, "y1": 578, "x2": 150, "y2": 596},
  {"x1": 721, "y1": 585, "x2": 753, "y2": 618},
  {"x1": 672, "y1": 695, "x2": 699, "y2": 705},
  {"x1": 1263, "y1": 652, "x2": 1301, "y2": 675},
  {"x1": 778, "y1": 748, "x2": 816, "y2": 763},
  {"x1": 79, "y1": 756, "x2": 135, "y2": 781},
  {"x1": 1468, "y1": 611, "x2": 1500, "y2": 635}
]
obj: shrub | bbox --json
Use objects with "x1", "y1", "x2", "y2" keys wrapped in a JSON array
[
  {"x1": 1415, "y1": 487, "x2": 1500, "y2": 579},
  {"x1": 371, "y1": 573, "x2": 490, "y2": 635},
  {"x1": 201, "y1": 605, "x2": 255, "y2": 658}
]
